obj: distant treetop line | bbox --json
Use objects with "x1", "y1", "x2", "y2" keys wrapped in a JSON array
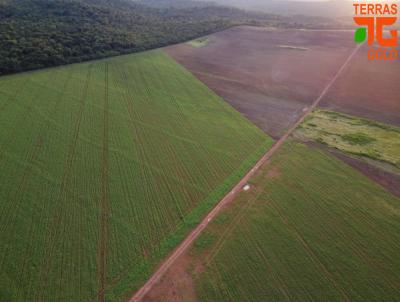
[{"x1": 0, "y1": 0, "x2": 345, "y2": 75}]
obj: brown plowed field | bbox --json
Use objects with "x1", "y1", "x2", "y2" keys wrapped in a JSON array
[
  {"x1": 166, "y1": 26, "x2": 399, "y2": 138},
  {"x1": 166, "y1": 26, "x2": 356, "y2": 138},
  {"x1": 321, "y1": 45, "x2": 400, "y2": 125}
]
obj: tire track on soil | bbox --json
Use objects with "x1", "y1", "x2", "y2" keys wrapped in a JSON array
[
  {"x1": 268, "y1": 198, "x2": 351, "y2": 301},
  {"x1": 98, "y1": 63, "x2": 109, "y2": 302},
  {"x1": 36, "y1": 65, "x2": 92, "y2": 302}
]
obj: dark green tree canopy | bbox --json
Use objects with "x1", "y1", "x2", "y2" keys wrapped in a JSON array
[
  {"x1": 0, "y1": 0, "x2": 341, "y2": 75},
  {"x1": 0, "y1": 0, "x2": 266, "y2": 75}
]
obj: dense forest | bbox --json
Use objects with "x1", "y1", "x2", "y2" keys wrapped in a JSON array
[
  {"x1": 0, "y1": 0, "x2": 344, "y2": 75},
  {"x1": 0, "y1": 0, "x2": 266, "y2": 75}
]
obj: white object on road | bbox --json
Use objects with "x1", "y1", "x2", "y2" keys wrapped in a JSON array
[{"x1": 243, "y1": 184, "x2": 251, "y2": 191}]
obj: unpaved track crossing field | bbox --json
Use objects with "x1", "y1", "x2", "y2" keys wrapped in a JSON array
[
  {"x1": 189, "y1": 142, "x2": 400, "y2": 301},
  {"x1": 130, "y1": 44, "x2": 361, "y2": 302},
  {"x1": 141, "y1": 142, "x2": 400, "y2": 302},
  {"x1": 321, "y1": 44, "x2": 400, "y2": 126}
]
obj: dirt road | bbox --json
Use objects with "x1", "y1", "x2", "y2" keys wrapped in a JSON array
[{"x1": 129, "y1": 44, "x2": 361, "y2": 302}]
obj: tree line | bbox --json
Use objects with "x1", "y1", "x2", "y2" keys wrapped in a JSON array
[
  {"x1": 0, "y1": 0, "x2": 345, "y2": 75},
  {"x1": 0, "y1": 0, "x2": 266, "y2": 75}
]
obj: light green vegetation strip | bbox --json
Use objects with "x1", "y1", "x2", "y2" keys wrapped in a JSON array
[
  {"x1": 295, "y1": 109, "x2": 400, "y2": 169},
  {"x1": 187, "y1": 38, "x2": 210, "y2": 48},
  {"x1": 276, "y1": 45, "x2": 309, "y2": 51},
  {"x1": 0, "y1": 50, "x2": 273, "y2": 301},
  {"x1": 192, "y1": 142, "x2": 400, "y2": 301}
]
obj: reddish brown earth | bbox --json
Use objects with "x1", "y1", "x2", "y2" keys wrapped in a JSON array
[
  {"x1": 166, "y1": 26, "x2": 356, "y2": 138},
  {"x1": 321, "y1": 45, "x2": 400, "y2": 126},
  {"x1": 166, "y1": 26, "x2": 400, "y2": 138},
  {"x1": 142, "y1": 255, "x2": 198, "y2": 302}
]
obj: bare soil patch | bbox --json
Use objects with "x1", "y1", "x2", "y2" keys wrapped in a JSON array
[
  {"x1": 142, "y1": 255, "x2": 197, "y2": 302},
  {"x1": 167, "y1": 26, "x2": 399, "y2": 136},
  {"x1": 321, "y1": 44, "x2": 400, "y2": 126},
  {"x1": 266, "y1": 166, "x2": 282, "y2": 179},
  {"x1": 166, "y1": 26, "x2": 355, "y2": 138}
]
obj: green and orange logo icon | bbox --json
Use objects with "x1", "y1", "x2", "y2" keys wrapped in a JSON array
[
  {"x1": 353, "y1": 2, "x2": 399, "y2": 60},
  {"x1": 354, "y1": 16, "x2": 398, "y2": 46}
]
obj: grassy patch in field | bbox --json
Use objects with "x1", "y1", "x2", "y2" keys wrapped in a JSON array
[
  {"x1": 187, "y1": 37, "x2": 210, "y2": 48},
  {"x1": 341, "y1": 132, "x2": 376, "y2": 145},
  {"x1": 0, "y1": 50, "x2": 272, "y2": 301},
  {"x1": 190, "y1": 142, "x2": 400, "y2": 301},
  {"x1": 193, "y1": 231, "x2": 217, "y2": 253},
  {"x1": 295, "y1": 109, "x2": 400, "y2": 169}
]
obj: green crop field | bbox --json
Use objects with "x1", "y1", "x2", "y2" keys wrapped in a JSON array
[
  {"x1": 190, "y1": 142, "x2": 400, "y2": 301},
  {"x1": 0, "y1": 50, "x2": 272, "y2": 301},
  {"x1": 295, "y1": 110, "x2": 400, "y2": 170}
]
